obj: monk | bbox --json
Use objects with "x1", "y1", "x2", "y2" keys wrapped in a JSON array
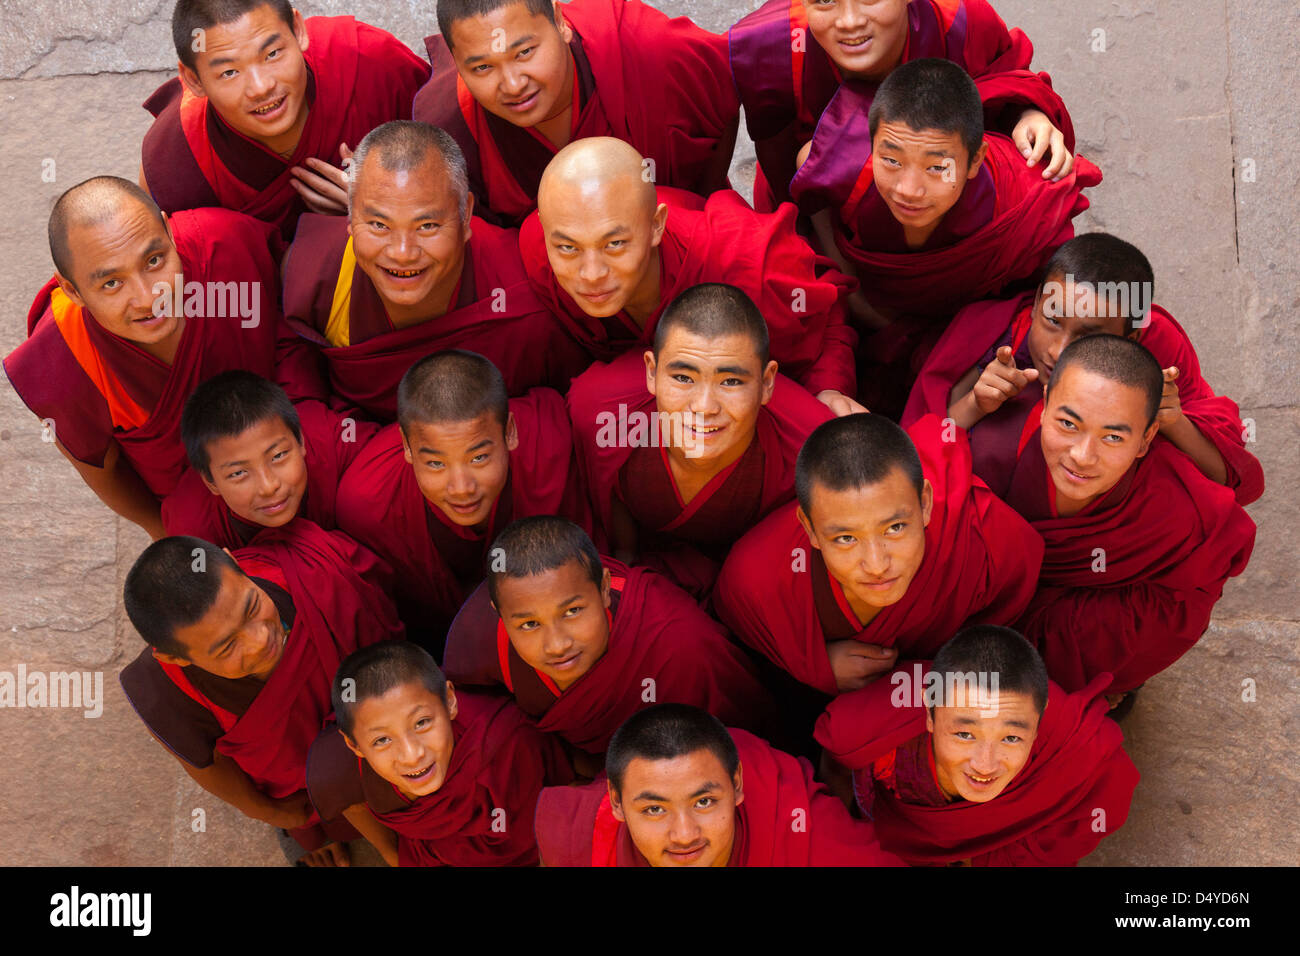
[
  {"x1": 521, "y1": 137, "x2": 861, "y2": 405},
  {"x1": 162, "y1": 371, "x2": 379, "y2": 548},
  {"x1": 714, "y1": 412, "x2": 1043, "y2": 700},
  {"x1": 443, "y1": 516, "x2": 775, "y2": 756},
  {"x1": 307, "y1": 640, "x2": 573, "y2": 866},
  {"x1": 3, "y1": 176, "x2": 309, "y2": 539},
  {"x1": 730, "y1": 0, "x2": 1075, "y2": 211},
  {"x1": 816, "y1": 625, "x2": 1140, "y2": 865},
  {"x1": 119, "y1": 529, "x2": 404, "y2": 865},
  {"x1": 535, "y1": 703, "x2": 902, "y2": 866},
  {"x1": 141, "y1": 0, "x2": 430, "y2": 237},
  {"x1": 567, "y1": 283, "x2": 834, "y2": 595},
  {"x1": 281, "y1": 120, "x2": 589, "y2": 421},
  {"x1": 336, "y1": 350, "x2": 590, "y2": 648},
  {"x1": 1003, "y1": 335, "x2": 1256, "y2": 703},
  {"x1": 414, "y1": 0, "x2": 738, "y2": 225},
  {"x1": 905, "y1": 232, "x2": 1265, "y2": 505}
]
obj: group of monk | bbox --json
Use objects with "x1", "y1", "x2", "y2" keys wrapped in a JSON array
[{"x1": 6, "y1": 0, "x2": 1261, "y2": 867}]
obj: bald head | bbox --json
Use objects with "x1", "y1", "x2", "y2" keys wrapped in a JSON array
[
  {"x1": 49, "y1": 176, "x2": 166, "y2": 284},
  {"x1": 349, "y1": 121, "x2": 470, "y2": 219},
  {"x1": 538, "y1": 137, "x2": 656, "y2": 215}
]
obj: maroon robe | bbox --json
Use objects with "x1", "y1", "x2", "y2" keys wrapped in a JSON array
[
  {"x1": 335, "y1": 389, "x2": 592, "y2": 644},
  {"x1": 443, "y1": 558, "x2": 775, "y2": 754},
  {"x1": 5, "y1": 208, "x2": 309, "y2": 500},
  {"x1": 414, "y1": 0, "x2": 738, "y2": 225},
  {"x1": 1007, "y1": 434, "x2": 1256, "y2": 694},
  {"x1": 534, "y1": 728, "x2": 903, "y2": 866},
  {"x1": 816, "y1": 665, "x2": 1140, "y2": 865},
  {"x1": 714, "y1": 415, "x2": 1043, "y2": 696},
  {"x1": 902, "y1": 292, "x2": 1266, "y2": 505},
  {"x1": 730, "y1": 0, "x2": 1074, "y2": 210},
  {"x1": 280, "y1": 212, "x2": 589, "y2": 421},
  {"x1": 142, "y1": 16, "x2": 430, "y2": 238},
  {"x1": 521, "y1": 185, "x2": 858, "y2": 396},
  {"x1": 307, "y1": 691, "x2": 573, "y2": 866}
]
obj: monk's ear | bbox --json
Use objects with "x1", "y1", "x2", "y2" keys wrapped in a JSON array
[
  {"x1": 152, "y1": 647, "x2": 190, "y2": 668},
  {"x1": 55, "y1": 273, "x2": 85, "y2": 308},
  {"x1": 759, "y1": 360, "x2": 778, "y2": 405},
  {"x1": 400, "y1": 428, "x2": 415, "y2": 465},
  {"x1": 643, "y1": 349, "x2": 658, "y2": 397},
  {"x1": 178, "y1": 62, "x2": 206, "y2": 99},
  {"x1": 607, "y1": 782, "x2": 626, "y2": 822},
  {"x1": 1136, "y1": 419, "x2": 1160, "y2": 458},
  {"x1": 795, "y1": 504, "x2": 819, "y2": 549},
  {"x1": 553, "y1": 1, "x2": 573, "y2": 43},
  {"x1": 201, "y1": 472, "x2": 222, "y2": 497},
  {"x1": 443, "y1": 681, "x2": 459, "y2": 723},
  {"x1": 649, "y1": 203, "x2": 669, "y2": 247},
  {"x1": 291, "y1": 9, "x2": 310, "y2": 53},
  {"x1": 732, "y1": 763, "x2": 744, "y2": 808},
  {"x1": 599, "y1": 567, "x2": 612, "y2": 609},
  {"x1": 966, "y1": 141, "x2": 989, "y2": 180},
  {"x1": 924, "y1": 707, "x2": 936, "y2": 735},
  {"x1": 462, "y1": 192, "x2": 475, "y2": 239},
  {"x1": 341, "y1": 730, "x2": 364, "y2": 760},
  {"x1": 504, "y1": 412, "x2": 519, "y2": 452},
  {"x1": 920, "y1": 478, "x2": 934, "y2": 527}
]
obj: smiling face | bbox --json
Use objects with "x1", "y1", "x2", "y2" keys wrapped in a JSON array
[
  {"x1": 179, "y1": 4, "x2": 311, "y2": 157},
  {"x1": 158, "y1": 562, "x2": 287, "y2": 681},
  {"x1": 805, "y1": 0, "x2": 909, "y2": 82},
  {"x1": 927, "y1": 688, "x2": 1041, "y2": 803},
  {"x1": 493, "y1": 560, "x2": 611, "y2": 692},
  {"x1": 349, "y1": 152, "x2": 472, "y2": 325},
  {"x1": 1040, "y1": 365, "x2": 1157, "y2": 516},
  {"x1": 610, "y1": 749, "x2": 743, "y2": 867},
  {"x1": 344, "y1": 680, "x2": 459, "y2": 800},
  {"x1": 871, "y1": 121, "x2": 986, "y2": 249},
  {"x1": 401, "y1": 411, "x2": 518, "y2": 527},
  {"x1": 1026, "y1": 272, "x2": 1129, "y2": 386},
  {"x1": 200, "y1": 415, "x2": 308, "y2": 529},
  {"x1": 449, "y1": 1, "x2": 574, "y2": 130}
]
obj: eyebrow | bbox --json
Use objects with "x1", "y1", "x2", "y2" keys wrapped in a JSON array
[
  {"x1": 417, "y1": 437, "x2": 495, "y2": 456},
  {"x1": 361, "y1": 205, "x2": 446, "y2": 222},
  {"x1": 1058, "y1": 404, "x2": 1132, "y2": 434},
  {"x1": 664, "y1": 359, "x2": 753, "y2": 377},
  {"x1": 216, "y1": 437, "x2": 287, "y2": 471},
  {"x1": 549, "y1": 227, "x2": 628, "y2": 245},
  {"x1": 878, "y1": 138, "x2": 951, "y2": 159},
  {"x1": 463, "y1": 33, "x2": 537, "y2": 65},
  {"x1": 208, "y1": 32, "x2": 283, "y2": 68},
  {"x1": 88, "y1": 238, "x2": 168, "y2": 283},
  {"x1": 632, "y1": 782, "x2": 721, "y2": 803}
]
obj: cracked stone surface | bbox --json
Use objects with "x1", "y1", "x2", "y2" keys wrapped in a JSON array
[{"x1": 0, "y1": 0, "x2": 1295, "y2": 866}]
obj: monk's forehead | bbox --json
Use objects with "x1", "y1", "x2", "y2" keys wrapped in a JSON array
[
  {"x1": 810, "y1": 466, "x2": 919, "y2": 520},
  {"x1": 406, "y1": 411, "x2": 504, "y2": 446},
  {"x1": 658, "y1": 329, "x2": 762, "y2": 370},
  {"x1": 354, "y1": 679, "x2": 447, "y2": 728},
  {"x1": 936, "y1": 686, "x2": 1038, "y2": 720},
  {"x1": 1048, "y1": 366, "x2": 1148, "y2": 422},
  {"x1": 206, "y1": 416, "x2": 297, "y2": 457},
  {"x1": 495, "y1": 558, "x2": 599, "y2": 608},
  {"x1": 195, "y1": 3, "x2": 296, "y2": 59},
  {"x1": 873, "y1": 119, "x2": 966, "y2": 155},
  {"x1": 623, "y1": 751, "x2": 734, "y2": 796},
  {"x1": 449, "y1": 1, "x2": 559, "y2": 47}
]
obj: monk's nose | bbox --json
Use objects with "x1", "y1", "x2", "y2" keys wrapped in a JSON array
[
  {"x1": 896, "y1": 169, "x2": 926, "y2": 201},
  {"x1": 499, "y1": 64, "x2": 528, "y2": 97},
  {"x1": 689, "y1": 383, "x2": 721, "y2": 415},
  {"x1": 577, "y1": 252, "x2": 607, "y2": 284},
  {"x1": 837, "y1": 0, "x2": 869, "y2": 30},
  {"x1": 667, "y1": 808, "x2": 701, "y2": 846},
  {"x1": 860, "y1": 539, "x2": 890, "y2": 576},
  {"x1": 1071, "y1": 434, "x2": 1099, "y2": 467},
  {"x1": 129, "y1": 274, "x2": 157, "y2": 315},
  {"x1": 245, "y1": 65, "x2": 275, "y2": 100},
  {"x1": 446, "y1": 467, "x2": 475, "y2": 496},
  {"x1": 970, "y1": 742, "x2": 1000, "y2": 775},
  {"x1": 256, "y1": 466, "x2": 280, "y2": 498},
  {"x1": 389, "y1": 231, "x2": 419, "y2": 263}
]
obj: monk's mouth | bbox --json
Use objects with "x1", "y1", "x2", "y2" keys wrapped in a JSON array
[
  {"x1": 964, "y1": 771, "x2": 1000, "y2": 788},
  {"x1": 402, "y1": 763, "x2": 436, "y2": 782},
  {"x1": 381, "y1": 265, "x2": 427, "y2": 279},
  {"x1": 838, "y1": 35, "x2": 873, "y2": 51},
  {"x1": 548, "y1": 652, "x2": 581, "y2": 670},
  {"x1": 446, "y1": 498, "x2": 483, "y2": 515},
  {"x1": 666, "y1": 843, "x2": 708, "y2": 862},
  {"x1": 1060, "y1": 463, "x2": 1097, "y2": 484},
  {"x1": 259, "y1": 496, "x2": 291, "y2": 515},
  {"x1": 250, "y1": 95, "x2": 287, "y2": 118},
  {"x1": 503, "y1": 89, "x2": 541, "y2": 113}
]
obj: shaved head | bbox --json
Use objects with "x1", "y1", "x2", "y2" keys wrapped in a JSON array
[
  {"x1": 538, "y1": 136, "x2": 656, "y2": 215},
  {"x1": 349, "y1": 120, "x2": 470, "y2": 218},
  {"x1": 49, "y1": 176, "x2": 166, "y2": 283}
]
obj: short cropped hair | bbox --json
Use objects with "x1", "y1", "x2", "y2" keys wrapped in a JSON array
[
  {"x1": 182, "y1": 371, "x2": 302, "y2": 481},
  {"x1": 437, "y1": 0, "x2": 558, "y2": 50},
  {"x1": 931, "y1": 625, "x2": 1049, "y2": 716},
  {"x1": 48, "y1": 176, "x2": 167, "y2": 283},
  {"x1": 1041, "y1": 233, "x2": 1156, "y2": 335},
  {"x1": 124, "y1": 536, "x2": 244, "y2": 657},
  {"x1": 332, "y1": 640, "x2": 450, "y2": 739},
  {"x1": 173, "y1": 0, "x2": 296, "y2": 71},
  {"x1": 485, "y1": 515, "x2": 604, "y2": 608},
  {"x1": 606, "y1": 704, "x2": 740, "y2": 798},
  {"x1": 796, "y1": 413, "x2": 924, "y2": 516},
  {"x1": 396, "y1": 350, "x2": 509, "y2": 436},
  {"x1": 1048, "y1": 333, "x2": 1164, "y2": 428},
  {"x1": 868, "y1": 57, "x2": 985, "y2": 165},
  {"x1": 348, "y1": 120, "x2": 471, "y2": 219},
  {"x1": 653, "y1": 283, "x2": 771, "y2": 366}
]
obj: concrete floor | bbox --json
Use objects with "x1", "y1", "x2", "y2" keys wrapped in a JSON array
[{"x1": 0, "y1": 0, "x2": 1294, "y2": 866}]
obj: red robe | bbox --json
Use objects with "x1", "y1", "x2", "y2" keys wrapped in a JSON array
[
  {"x1": 1007, "y1": 434, "x2": 1256, "y2": 694},
  {"x1": 160, "y1": 400, "x2": 379, "y2": 547},
  {"x1": 307, "y1": 691, "x2": 573, "y2": 866},
  {"x1": 4, "y1": 208, "x2": 310, "y2": 500},
  {"x1": 534, "y1": 728, "x2": 903, "y2": 866},
  {"x1": 142, "y1": 16, "x2": 430, "y2": 238},
  {"x1": 815, "y1": 666, "x2": 1140, "y2": 865},
  {"x1": 335, "y1": 390, "x2": 592, "y2": 645},
  {"x1": 714, "y1": 415, "x2": 1043, "y2": 696},
  {"x1": 521, "y1": 186, "x2": 858, "y2": 396},
  {"x1": 730, "y1": 0, "x2": 1074, "y2": 210},
  {"x1": 902, "y1": 292, "x2": 1266, "y2": 505},
  {"x1": 280, "y1": 213, "x2": 590, "y2": 421},
  {"x1": 443, "y1": 558, "x2": 775, "y2": 754},
  {"x1": 414, "y1": 0, "x2": 738, "y2": 225}
]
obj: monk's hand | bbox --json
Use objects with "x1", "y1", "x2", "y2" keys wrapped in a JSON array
[
  {"x1": 817, "y1": 389, "x2": 869, "y2": 417},
  {"x1": 972, "y1": 346, "x2": 1039, "y2": 416},
  {"x1": 290, "y1": 142, "x2": 355, "y2": 215},
  {"x1": 1012, "y1": 109, "x2": 1074, "y2": 181},
  {"x1": 1157, "y1": 366, "x2": 1184, "y2": 431},
  {"x1": 266, "y1": 790, "x2": 315, "y2": 831},
  {"x1": 828, "y1": 641, "x2": 899, "y2": 694}
]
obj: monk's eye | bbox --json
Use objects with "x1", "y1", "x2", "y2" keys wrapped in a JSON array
[
  {"x1": 880, "y1": 156, "x2": 901, "y2": 167},
  {"x1": 267, "y1": 48, "x2": 281, "y2": 60},
  {"x1": 1057, "y1": 419, "x2": 1076, "y2": 431},
  {"x1": 227, "y1": 469, "x2": 247, "y2": 481},
  {"x1": 517, "y1": 46, "x2": 536, "y2": 59},
  {"x1": 833, "y1": 534, "x2": 855, "y2": 545},
  {"x1": 517, "y1": 620, "x2": 540, "y2": 631},
  {"x1": 606, "y1": 240, "x2": 627, "y2": 251},
  {"x1": 271, "y1": 450, "x2": 289, "y2": 462},
  {"x1": 414, "y1": 717, "x2": 432, "y2": 730},
  {"x1": 955, "y1": 731, "x2": 974, "y2": 740},
  {"x1": 641, "y1": 805, "x2": 665, "y2": 816},
  {"x1": 563, "y1": 605, "x2": 583, "y2": 617},
  {"x1": 1102, "y1": 433, "x2": 1124, "y2": 444},
  {"x1": 722, "y1": 377, "x2": 744, "y2": 387},
  {"x1": 928, "y1": 164, "x2": 948, "y2": 174},
  {"x1": 671, "y1": 373, "x2": 694, "y2": 385},
  {"x1": 1004, "y1": 735, "x2": 1023, "y2": 744},
  {"x1": 371, "y1": 736, "x2": 390, "y2": 747},
  {"x1": 220, "y1": 69, "x2": 237, "y2": 79},
  {"x1": 471, "y1": 452, "x2": 490, "y2": 464},
  {"x1": 419, "y1": 222, "x2": 441, "y2": 232},
  {"x1": 147, "y1": 254, "x2": 164, "y2": 268},
  {"x1": 102, "y1": 279, "x2": 122, "y2": 291},
  {"x1": 555, "y1": 243, "x2": 576, "y2": 254},
  {"x1": 695, "y1": 796, "x2": 716, "y2": 809},
  {"x1": 425, "y1": 459, "x2": 445, "y2": 469},
  {"x1": 369, "y1": 221, "x2": 388, "y2": 231},
  {"x1": 886, "y1": 522, "x2": 906, "y2": 534}
]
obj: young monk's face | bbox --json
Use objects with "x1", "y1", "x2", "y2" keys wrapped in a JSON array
[
  {"x1": 927, "y1": 688, "x2": 1041, "y2": 803},
  {"x1": 805, "y1": 0, "x2": 909, "y2": 82},
  {"x1": 201, "y1": 415, "x2": 308, "y2": 529},
  {"x1": 58, "y1": 203, "x2": 185, "y2": 348},
  {"x1": 644, "y1": 329, "x2": 777, "y2": 465},
  {"x1": 159, "y1": 563, "x2": 288, "y2": 681},
  {"x1": 449, "y1": 1, "x2": 574, "y2": 130},
  {"x1": 401, "y1": 411, "x2": 519, "y2": 527},
  {"x1": 1040, "y1": 365, "x2": 1157, "y2": 514},
  {"x1": 349, "y1": 152, "x2": 473, "y2": 320},
  {"x1": 493, "y1": 561, "x2": 612, "y2": 692},
  {"x1": 871, "y1": 121, "x2": 987, "y2": 240},
  {"x1": 344, "y1": 680, "x2": 459, "y2": 801},
  {"x1": 610, "y1": 750, "x2": 743, "y2": 867},
  {"x1": 179, "y1": 4, "x2": 311, "y2": 154},
  {"x1": 798, "y1": 466, "x2": 933, "y2": 612},
  {"x1": 1026, "y1": 272, "x2": 1129, "y2": 386}
]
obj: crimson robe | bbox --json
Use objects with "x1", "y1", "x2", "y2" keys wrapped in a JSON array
[
  {"x1": 280, "y1": 213, "x2": 590, "y2": 421},
  {"x1": 730, "y1": 0, "x2": 1074, "y2": 210},
  {"x1": 902, "y1": 292, "x2": 1266, "y2": 505},
  {"x1": 443, "y1": 558, "x2": 775, "y2": 754},
  {"x1": 521, "y1": 185, "x2": 858, "y2": 396},
  {"x1": 307, "y1": 691, "x2": 573, "y2": 866},
  {"x1": 142, "y1": 16, "x2": 430, "y2": 238},
  {"x1": 335, "y1": 389, "x2": 592, "y2": 645},
  {"x1": 414, "y1": 0, "x2": 738, "y2": 225},
  {"x1": 1006, "y1": 434, "x2": 1256, "y2": 694},
  {"x1": 4, "y1": 208, "x2": 310, "y2": 500},
  {"x1": 534, "y1": 728, "x2": 903, "y2": 866},
  {"x1": 815, "y1": 666, "x2": 1140, "y2": 865}
]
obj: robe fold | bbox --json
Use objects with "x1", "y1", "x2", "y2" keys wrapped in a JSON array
[
  {"x1": 142, "y1": 15, "x2": 430, "y2": 237},
  {"x1": 414, "y1": 0, "x2": 738, "y2": 225},
  {"x1": 714, "y1": 415, "x2": 1043, "y2": 696},
  {"x1": 815, "y1": 667, "x2": 1140, "y2": 865},
  {"x1": 443, "y1": 558, "x2": 775, "y2": 754},
  {"x1": 521, "y1": 185, "x2": 858, "y2": 396}
]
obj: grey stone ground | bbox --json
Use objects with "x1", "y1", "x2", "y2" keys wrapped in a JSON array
[{"x1": 0, "y1": 1, "x2": 1294, "y2": 866}]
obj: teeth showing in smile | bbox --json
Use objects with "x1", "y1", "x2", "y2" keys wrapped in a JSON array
[
  {"x1": 383, "y1": 267, "x2": 424, "y2": 278},
  {"x1": 252, "y1": 96, "x2": 285, "y2": 115},
  {"x1": 969, "y1": 773, "x2": 996, "y2": 783},
  {"x1": 403, "y1": 765, "x2": 433, "y2": 779},
  {"x1": 842, "y1": 36, "x2": 870, "y2": 46},
  {"x1": 691, "y1": 425, "x2": 722, "y2": 434}
]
